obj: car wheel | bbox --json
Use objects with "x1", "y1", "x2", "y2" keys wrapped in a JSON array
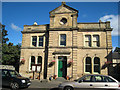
[
  {"x1": 10, "y1": 82, "x2": 19, "y2": 90},
  {"x1": 64, "y1": 86, "x2": 73, "y2": 90}
]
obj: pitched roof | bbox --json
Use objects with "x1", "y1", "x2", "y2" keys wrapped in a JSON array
[
  {"x1": 49, "y1": 2, "x2": 78, "y2": 14},
  {"x1": 112, "y1": 52, "x2": 120, "y2": 59},
  {"x1": 114, "y1": 47, "x2": 120, "y2": 53}
]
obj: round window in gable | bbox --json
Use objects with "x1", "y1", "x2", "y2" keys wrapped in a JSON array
[{"x1": 60, "y1": 18, "x2": 67, "y2": 25}]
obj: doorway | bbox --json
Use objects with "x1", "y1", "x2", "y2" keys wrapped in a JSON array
[{"x1": 58, "y1": 56, "x2": 67, "y2": 78}]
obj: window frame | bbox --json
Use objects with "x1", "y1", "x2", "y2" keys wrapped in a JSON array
[
  {"x1": 92, "y1": 35, "x2": 100, "y2": 47},
  {"x1": 38, "y1": 36, "x2": 44, "y2": 47},
  {"x1": 37, "y1": 56, "x2": 42, "y2": 64},
  {"x1": 84, "y1": 35, "x2": 91, "y2": 47},
  {"x1": 59, "y1": 34, "x2": 66, "y2": 46},
  {"x1": 32, "y1": 36, "x2": 37, "y2": 47},
  {"x1": 30, "y1": 56, "x2": 35, "y2": 70},
  {"x1": 85, "y1": 57, "x2": 92, "y2": 74},
  {"x1": 93, "y1": 57, "x2": 100, "y2": 74}
]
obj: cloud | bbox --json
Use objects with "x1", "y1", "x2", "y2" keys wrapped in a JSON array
[
  {"x1": 11, "y1": 23, "x2": 22, "y2": 31},
  {"x1": 99, "y1": 15, "x2": 119, "y2": 36}
]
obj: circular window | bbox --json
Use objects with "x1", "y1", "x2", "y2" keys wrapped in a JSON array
[{"x1": 60, "y1": 18, "x2": 67, "y2": 25}]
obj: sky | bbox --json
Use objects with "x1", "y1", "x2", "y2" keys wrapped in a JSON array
[{"x1": 2, "y1": 2, "x2": 119, "y2": 50}]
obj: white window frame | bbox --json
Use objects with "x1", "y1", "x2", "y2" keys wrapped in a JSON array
[
  {"x1": 38, "y1": 36, "x2": 44, "y2": 47},
  {"x1": 84, "y1": 57, "x2": 101, "y2": 74},
  {"x1": 92, "y1": 35, "x2": 100, "y2": 47},
  {"x1": 84, "y1": 35, "x2": 91, "y2": 47},
  {"x1": 29, "y1": 56, "x2": 36, "y2": 71},
  {"x1": 31, "y1": 36, "x2": 37, "y2": 47},
  {"x1": 84, "y1": 57, "x2": 92, "y2": 74},
  {"x1": 93, "y1": 57, "x2": 100, "y2": 74}
]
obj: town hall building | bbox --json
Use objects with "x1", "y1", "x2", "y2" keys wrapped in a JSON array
[{"x1": 19, "y1": 2, "x2": 113, "y2": 80}]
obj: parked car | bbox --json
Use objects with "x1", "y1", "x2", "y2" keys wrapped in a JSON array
[
  {"x1": 58, "y1": 74, "x2": 120, "y2": 90},
  {"x1": 1, "y1": 69, "x2": 31, "y2": 89}
]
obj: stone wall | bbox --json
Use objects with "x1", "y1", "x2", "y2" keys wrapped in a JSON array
[{"x1": 0, "y1": 65, "x2": 15, "y2": 70}]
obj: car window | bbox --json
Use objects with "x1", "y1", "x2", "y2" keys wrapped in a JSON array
[
  {"x1": 106, "y1": 77, "x2": 116, "y2": 82},
  {"x1": 102, "y1": 76, "x2": 108, "y2": 82},
  {"x1": 2, "y1": 70, "x2": 9, "y2": 77},
  {"x1": 9, "y1": 70, "x2": 21, "y2": 77},
  {"x1": 94, "y1": 76, "x2": 103, "y2": 82},
  {"x1": 83, "y1": 75, "x2": 93, "y2": 82}
]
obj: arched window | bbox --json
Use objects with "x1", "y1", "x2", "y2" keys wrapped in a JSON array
[
  {"x1": 94, "y1": 57, "x2": 100, "y2": 73},
  {"x1": 30, "y1": 56, "x2": 35, "y2": 70},
  {"x1": 85, "y1": 57, "x2": 92, "y2": 73},
  {"x1": 37, "y1": 56, "x2": 42, "y2": 64}
]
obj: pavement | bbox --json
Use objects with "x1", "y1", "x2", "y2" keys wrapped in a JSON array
[{"x1": 27, "y1": 77, "x2": 67, "y2": 89}]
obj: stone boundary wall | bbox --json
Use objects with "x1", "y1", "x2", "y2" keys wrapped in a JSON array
[{"x1": 0, "y1": 65, "x2": 15, "y2": 70}]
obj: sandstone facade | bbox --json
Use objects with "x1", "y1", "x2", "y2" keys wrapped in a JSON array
[{"x1": 19, "y1": 2, "x2": 112, "y2": 80}]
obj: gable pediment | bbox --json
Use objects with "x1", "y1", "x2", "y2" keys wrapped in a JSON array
[{"x1": 50, "y1": 4, "x2": 78, "y2": 15}]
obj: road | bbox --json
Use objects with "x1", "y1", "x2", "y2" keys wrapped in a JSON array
[{"x1": 1, "y1": 79, "x2": 61, "y2": 90}]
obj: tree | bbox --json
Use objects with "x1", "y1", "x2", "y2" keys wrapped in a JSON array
[
  {"x1": 2, "y1": 43, "x2": 21, "y2": 65},
  {"x1": 2, "y1": 25, "x2": 9, "y2": 44},
  {"x1": 1, "y1": 25, "x2": 21, "y2": 72}
]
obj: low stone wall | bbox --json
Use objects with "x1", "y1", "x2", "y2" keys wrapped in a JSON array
[{"x1": 0, "y1": 65, "x2": 15, "y2": 70}]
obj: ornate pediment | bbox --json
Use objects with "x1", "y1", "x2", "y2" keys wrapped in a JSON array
[{"x1": 49, "y1": 2, "x2": 78, "y2": 15}]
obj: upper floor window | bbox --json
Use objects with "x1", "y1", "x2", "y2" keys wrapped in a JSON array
[
  {"x1": 32, "y1": 36, "x2": 37, "y2": 47},
  {"x1": 38, "y1": 36, "x2": 44, "y2": 47},
  {"x1": 93, "y1": 35, "x2": 100, "y2": 47},
  {"x1": 85, "y1": 35, "x2": 91, "y2": 47},
  {"x1": 60, "y1": 34, "x2": 66, "y2": 46}
]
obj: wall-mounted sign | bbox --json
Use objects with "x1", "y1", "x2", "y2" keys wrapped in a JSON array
[
  {"x1": 32, "y1": 64, "x2": 42, "y2": 72},
  {"x1": 37, "y1": 66, "x2": 41, "y2": 72},
  {"x1": 32, "y1": 66, "x2": 36, "y2": 71}
]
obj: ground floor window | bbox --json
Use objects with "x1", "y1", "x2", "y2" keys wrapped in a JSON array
[
  {"x1": 29, "y1": 56, "x2": 42, "y2": 71},
  {"x1": 37, "y1": 56, "x2": 42, "y2": 64},
  {"x1": 85, "y1": 57, "x2": 92, "y2": 73},
  {"x1": 30, "y1": 56, "x2": 35, "y2": 70},
  {"x1": 94, "y1": 57, "x2": 100, "y2": 73},
  {"x1": 85, "y1": 57, "x2": 100, "y2": 74}
]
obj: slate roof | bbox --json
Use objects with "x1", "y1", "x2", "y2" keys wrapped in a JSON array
[{"x1": 112, "y1": 52, "x2": 120, "y2": 59}]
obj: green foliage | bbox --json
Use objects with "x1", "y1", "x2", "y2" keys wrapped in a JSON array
[
  {"x1": 1, "y1": 25, "x2": 21, "y2": 66},
  {"x1": 1, "y1": 43, "x2": 21, "y2": 65},
  {"x1": 2, "y1": 27, "x2": 9, "y2": 44}
]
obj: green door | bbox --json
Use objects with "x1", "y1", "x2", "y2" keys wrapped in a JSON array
[{"x1": 58, "y1": 60, "x2": 63, "y2": 77}]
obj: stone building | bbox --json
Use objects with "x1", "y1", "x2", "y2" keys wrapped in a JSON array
[
  {"x1": 19, "y1": 2, "x2": 113, "y2": 80},
  {"x1": 111, "y1": 47, "x2": 120, "y2": 81}
]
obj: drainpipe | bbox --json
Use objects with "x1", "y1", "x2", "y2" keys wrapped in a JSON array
[{"x1": 71, "y1": 15, "x2": 73, "y2": 78}]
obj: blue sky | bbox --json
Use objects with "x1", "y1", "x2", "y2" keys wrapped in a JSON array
[{"x1": 2, "y1": 2, "x2": 119, "y2": 50}]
